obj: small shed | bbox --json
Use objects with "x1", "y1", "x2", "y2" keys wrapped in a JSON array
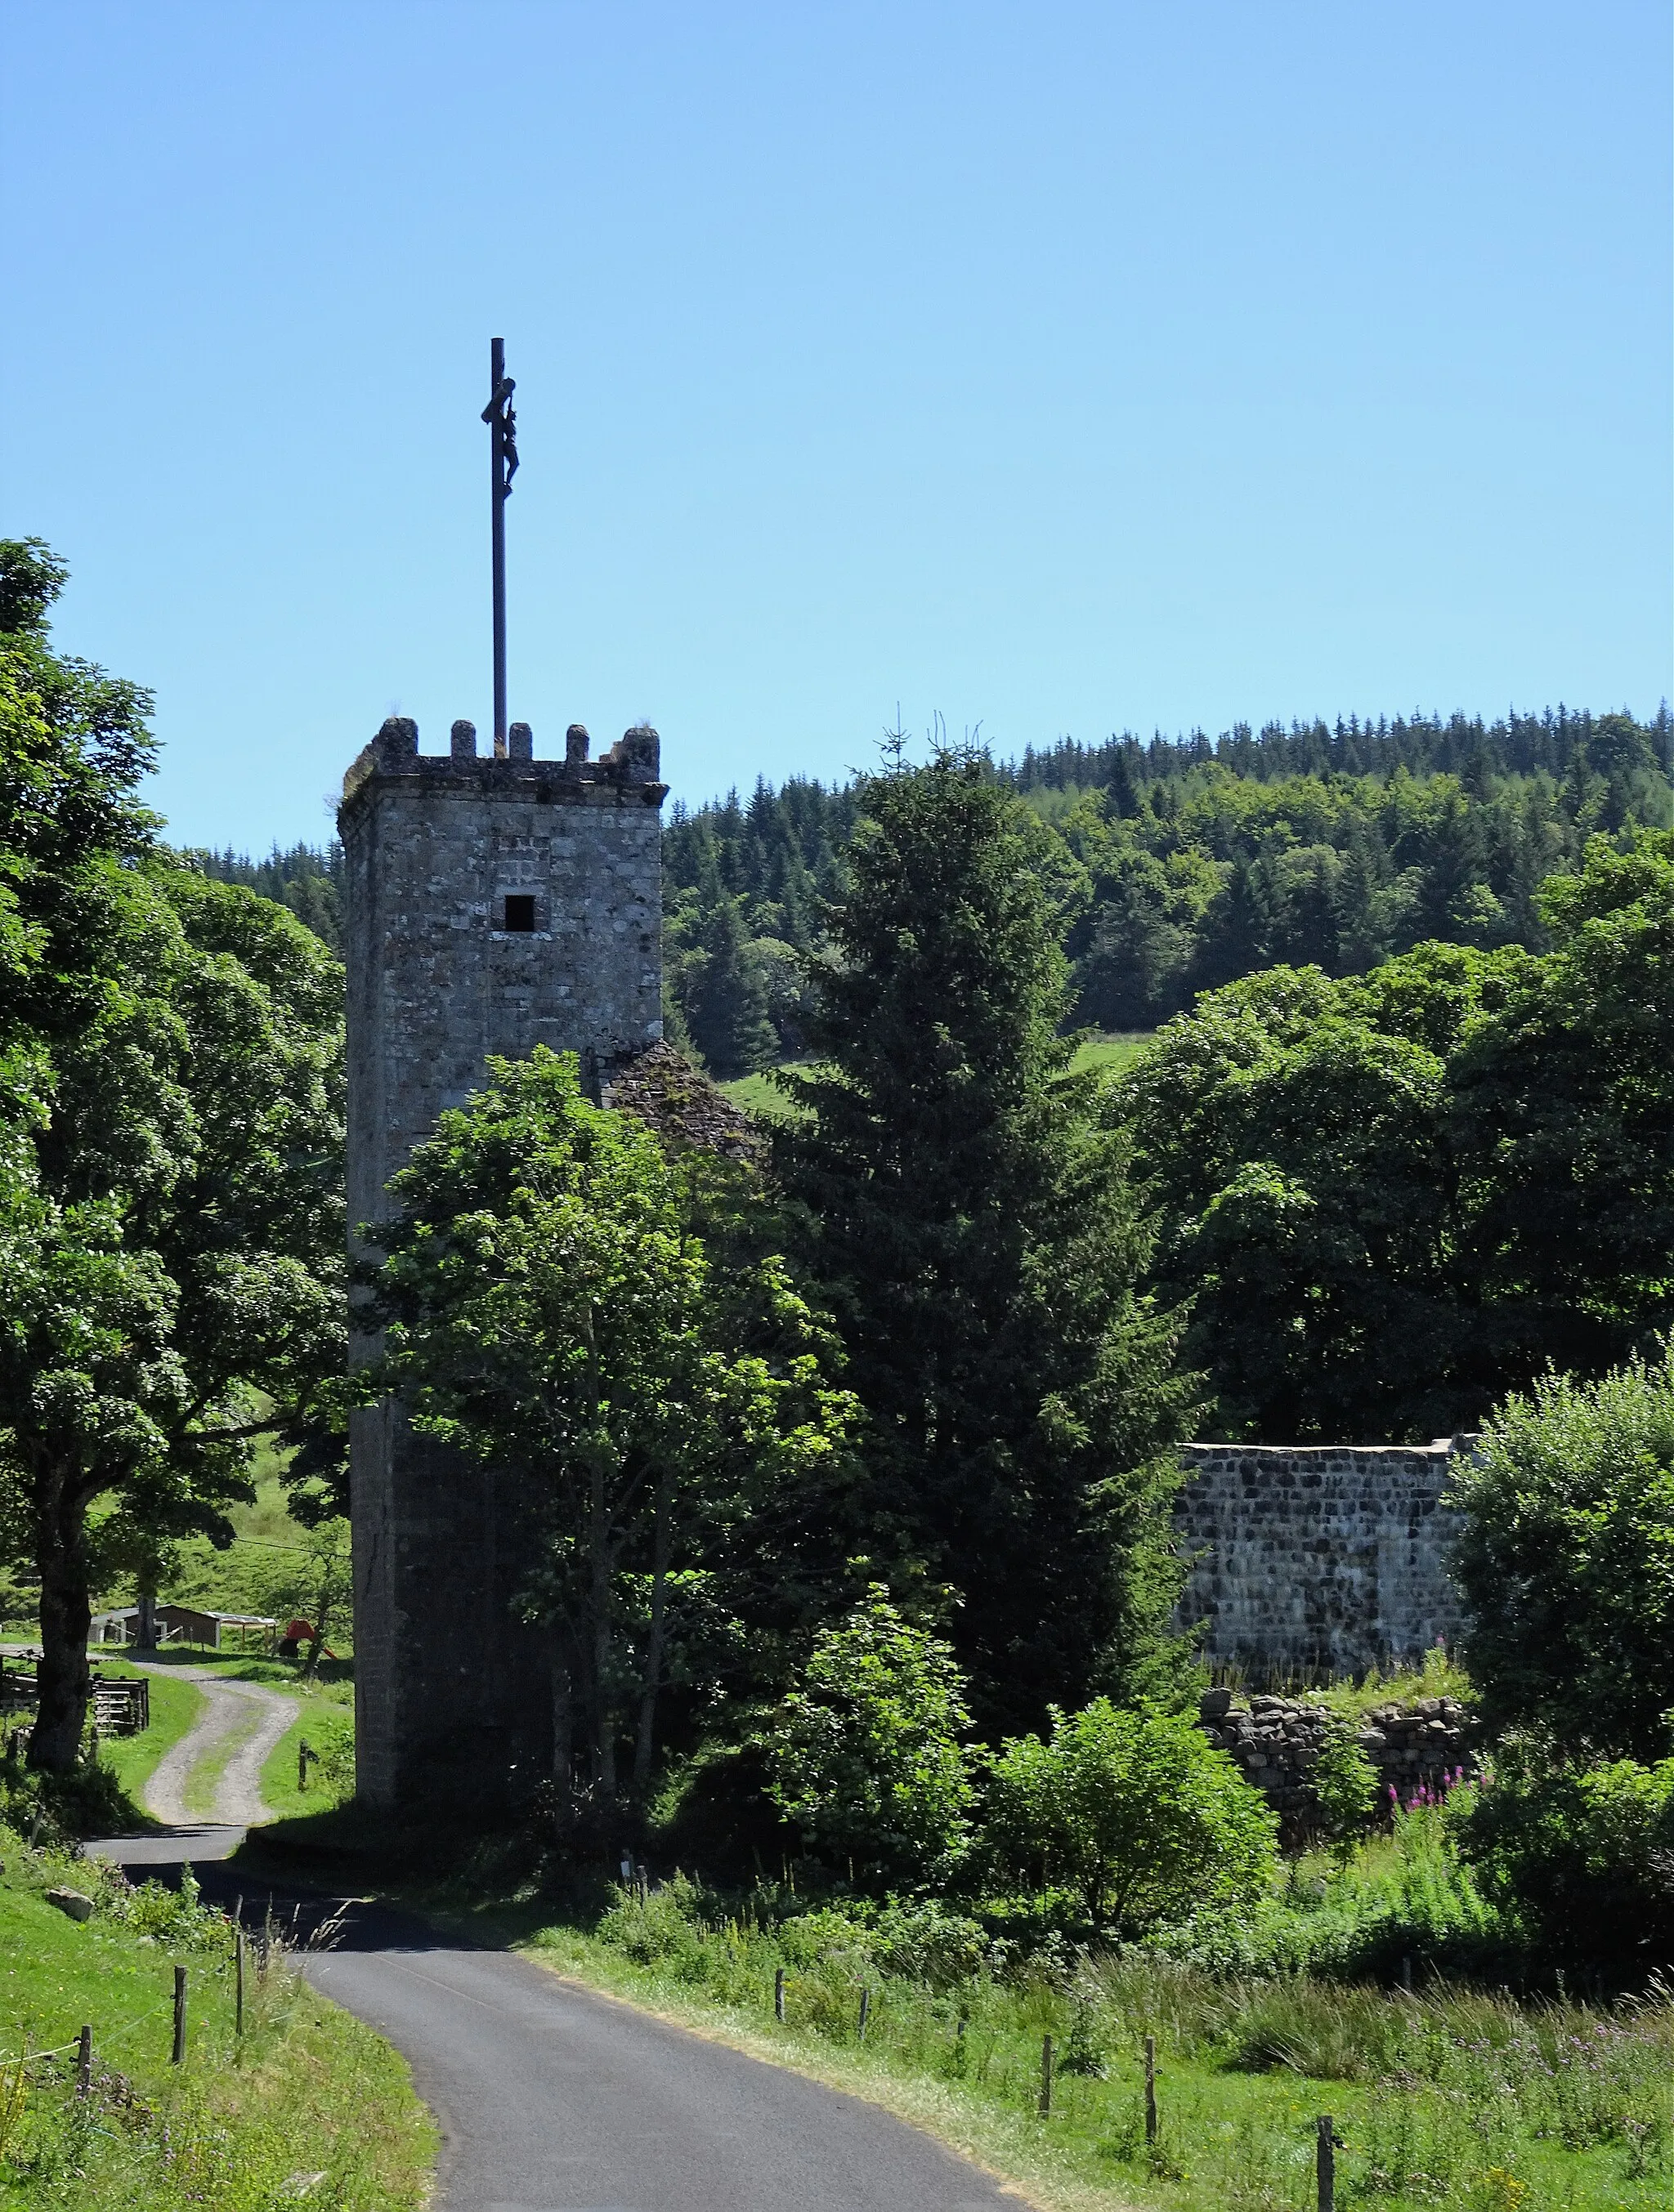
[{"x1": 88, "y1": 1605, "x2": 277, "y2": 1653}]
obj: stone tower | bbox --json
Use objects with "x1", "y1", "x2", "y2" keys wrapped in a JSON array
[{"x1": 340, "y1": 712, "x2": 666, "y2": 1809}]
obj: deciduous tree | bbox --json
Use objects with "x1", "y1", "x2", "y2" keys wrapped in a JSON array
[{"x1": 372, "y1": 1047, "x2": 856, "y2": 1815}]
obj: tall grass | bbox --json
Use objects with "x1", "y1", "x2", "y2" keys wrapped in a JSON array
[{"x1": 533, "y1": 1866, "x2": 1673, "y2": 2210}]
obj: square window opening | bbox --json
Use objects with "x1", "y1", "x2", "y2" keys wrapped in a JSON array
[{"x1": 502, "y1": 895, "x2": 537, "y2": 933}]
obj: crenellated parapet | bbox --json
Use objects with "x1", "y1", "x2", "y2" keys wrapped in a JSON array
[{"x1": 341, "y1": 715, "x2": 666, "y2": 816}]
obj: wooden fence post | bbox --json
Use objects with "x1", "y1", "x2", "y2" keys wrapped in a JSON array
[
  {"x1": 75, "y1": 2027, "x2": 91, "y2": 2098},
  {"x1": 1039, "y1": 2035, "x2": 1054, "y2": 2116},
  {"x1": 235, "y1": 1930, "x2": 246, "y2": 2037},
  {"x1": 774, "y1": 1967, "x2": 786, "y2": 2023},
  {"x1": 857, "y1": 1987, "x2": 871, "y2": 2040},
  {"x1": 172, "y1": 1967, "x2": 187, "y2": 2064},
  {"x1": 1317, "y1": 2114, "x2": 1337, "y2": 2212},
  {"x1": 1144, "y1": 2033, "x2": 1157, "y2": 2143}
]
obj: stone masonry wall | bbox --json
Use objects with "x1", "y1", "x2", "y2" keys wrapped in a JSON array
[
  {"x1": 1196, "y1": 1687, "x2": 1479, "y2": 1839},
  {"x1": 1175, "y1": 1442, "x2": 1470, "y2": 1680},
  {"x1": 342, "y1": 713, "x2": 665, "y2": 1811}
]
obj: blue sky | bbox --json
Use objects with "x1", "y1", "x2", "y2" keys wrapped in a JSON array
[{"x1": 3, "y1": 2, "x2": 1668, "y2": 851}]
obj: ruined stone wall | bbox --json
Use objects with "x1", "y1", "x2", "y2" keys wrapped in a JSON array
[
  {"x1": 1175, "y1": 1442, "x2": 1469, "y2": 1680},
  {"x1": 342, "y1": 714, "x2": 665, "y2": 1810},
  {"x1": 1196, "y1": 1687, "x2": 1478, "y2": 1837}
]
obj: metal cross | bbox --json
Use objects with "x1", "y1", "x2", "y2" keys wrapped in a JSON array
[{"x1": 481, "y1": 337, "x2": 519, "y2": 752}]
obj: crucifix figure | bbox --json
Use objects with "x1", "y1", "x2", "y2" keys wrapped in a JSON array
[{"x1": 481, "y1": 336, "x2": 519, "y2": 753}]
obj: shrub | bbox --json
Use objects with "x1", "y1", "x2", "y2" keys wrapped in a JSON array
[
  {"x1": 309, "y1": 1709, "x2": 356, "y2": 1799},
  {"x1": 1454, "y1": 1746, "x2": 1674, "y2": 1969},
  {"x1": 1154, "y1": 1803, "x2": 1509, "y2": 1982},
  {"x1": 866, "y1": 1897, "x2": 991, "y2": 1986},
  {"x1": 1309, "y1": 1710, "x2": 1379, "y2": 1856},
  {"x1": 984, "y1": 1699, "x2": 1279, "y2": 1935},
  {"x1": 596, "y1": 1871, "x2": 717, "y2": 1977},
  {"x1": 760, "y1": 1586, "x2": 975, "y2": 1889},
  {"x1": 1448, "y1": 1343, "x2": 1674, "y2": 1758}
]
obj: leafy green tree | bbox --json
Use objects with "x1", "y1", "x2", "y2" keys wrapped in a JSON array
[
  {"x1": 761, "y1": 1584, "x2": 975, "y2": 1888},
  {"x1": 1447, "y1": 1345, "x2": 1674, "y2": 1759},
  {"x1": 984, "y1": 1698, "x2": 1278, "y2": 1931},
  {"x1": 1121, "y1": 952, "x2": 1499, "y2": 1441},
  {"x1": 777, "y1": 749, "x2": 1193, "y2": 1733},
  {"x1": 1448, "y1": 830, "x2": 1674, "y2": 1379},
  {"x1": 1454, "y1": 1745, "x2": 1674, "y2": 1968},
  {"x1": 1124, "y1": 833, "x2": 1674, "y2": 1441},
  {"x1": 0, "y1": 543, "x2": 346, "y2": 1772},
  {"x1": 373, "y1": 1046, "x2": 855, "y2": 1812}
]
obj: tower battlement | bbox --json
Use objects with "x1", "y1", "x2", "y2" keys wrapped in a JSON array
[
  {"x1": 342, "y1": 711, "x2": 666, "y2": 1809},
  {"x1": 341, "y1": 715, "x2": 667, "y2": 809}
]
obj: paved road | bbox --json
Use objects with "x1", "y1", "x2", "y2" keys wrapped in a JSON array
[
  {"x1": 134, "y1": 1663, "x2": 298, "y2": 1825},
  {"x1": 304, "y1": 1918, "x2": 1025, "y2": 2212},
  {"x1": 82, "y1": 1827, "x2": 1027, "y2": 2211}
]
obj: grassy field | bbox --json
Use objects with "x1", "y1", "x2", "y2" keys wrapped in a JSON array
[
  {"x1": 0, "y1": 1835, "x2": 433, "y2": 2210},
  {"x1": 722, "y1": 1033, "x2": 1157, "y2": 1122},
  {"x1": 257, "y1": 1677, "x2": 355, "y2": 1822}
]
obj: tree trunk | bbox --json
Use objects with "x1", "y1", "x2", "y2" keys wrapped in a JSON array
[
  {"x1": 633, "y1": 1469, "x2": 671, "y2": 1800},
  {"x1": 551, "y1": 1645, "x2": 574, "y2": 1834},
  {"x1": 589, "y1": 1453, "x2": 616, "y2": 1800},
  {"x1": 136, "y1": 1590, "x2": 158, "y2": 1653},
  {"x1": 580, "y1": 1312, "x2": 618, "y2": 1803},
  {"x1": 30, "y1": 1470, "x2": 93, "y2": 1774}
]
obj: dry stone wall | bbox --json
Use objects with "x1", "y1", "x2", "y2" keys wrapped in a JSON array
[
  {"x1": 1175, "y1": 1441, "x2": 1470, "y2": 1679},
  {"x1": 1196, "y1": 1687, "x2": 1478, "y2": 1837}
]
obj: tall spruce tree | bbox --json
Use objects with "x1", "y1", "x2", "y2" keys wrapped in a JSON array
[
  {"x1": 684, "y1": 894, "x2": 777, "y2": 1077},
  {"x1": 777, "y1": 749, "x2": 1193, "y2": 1735}
]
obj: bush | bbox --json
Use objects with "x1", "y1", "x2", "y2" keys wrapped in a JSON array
[
  {"x1": 596, "y1": 1872, "x2": 718, "y2": 1977},
  {"x1": 1, "y1": 1752, "x2": 141, "y2": 1845},
  {"x1": 1153, "y1": 1802, "x2": 1511, "y2": 1982},
  {"x1": 760, "y1": 1586, "x2": 975, "y2": 1889},
  {"x1": 1448, "y1": 1343, "x2": 1674, "y2": 1758},
  {"x1": 985, "y1": 1699, "x2": 1279, "y2": 1935},
  {"x1": 866, "y1": 1897, "x2": 991, "y2": 1986},
  {"x1": 1309, "y1": 1710, "x2": 1379, "y2": 1855},
  {"x1": 1455, "y1": 1747, "x2": 1674, "y2": 1970}
]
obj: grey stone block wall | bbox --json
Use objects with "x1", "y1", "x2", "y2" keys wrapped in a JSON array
[
  {"x1": 1174, "y1": 1442, "x2": 1470, "y2": 1679},
  {"x1": 341, "y1": 715, "x2": 666, "y2": 1811}
]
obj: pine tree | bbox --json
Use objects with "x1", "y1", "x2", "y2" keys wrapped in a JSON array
[
  {"x1": 777, "y1": 750, "x2": 1193, "y2": 1733},
  {"x1": 684, "y1": 895, "x2": 778, "y2": 1077}
]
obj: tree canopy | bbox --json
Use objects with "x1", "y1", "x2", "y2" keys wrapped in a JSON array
[
  {"x1": 1448, "y1": 1344, "x2": 1674, "y2": 1760},
  {"x1": 1120, "y1": 829, "x2": 1674, "y2": 1441},
  {"x1": 0, "y1": 539, "x2": 346, "y2": 1770},
  {"x1": 370, "y1": 1045, "x2": 857, "y2": 1813}
]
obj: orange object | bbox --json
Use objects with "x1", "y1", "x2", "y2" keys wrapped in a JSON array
[{"x1": 284, "y1": 1619, "x2": 316, "y2": 1642}]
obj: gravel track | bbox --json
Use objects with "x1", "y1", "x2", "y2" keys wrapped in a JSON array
[{"x1": 132, "y1": 1663, "x2": 299, "y2": 1826}]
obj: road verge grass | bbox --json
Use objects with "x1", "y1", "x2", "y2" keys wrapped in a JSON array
[
  {"x1": 390, "y1": 1860, "x2": 1672, "y2": 2212},
  {"x1": 0, "y1": 1830, "x2": 434, "y2": 2210}
]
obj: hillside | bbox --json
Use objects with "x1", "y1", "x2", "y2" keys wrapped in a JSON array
[{"x1": 199, "y1": 702, "x2": 1672, "y2": 1079}]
